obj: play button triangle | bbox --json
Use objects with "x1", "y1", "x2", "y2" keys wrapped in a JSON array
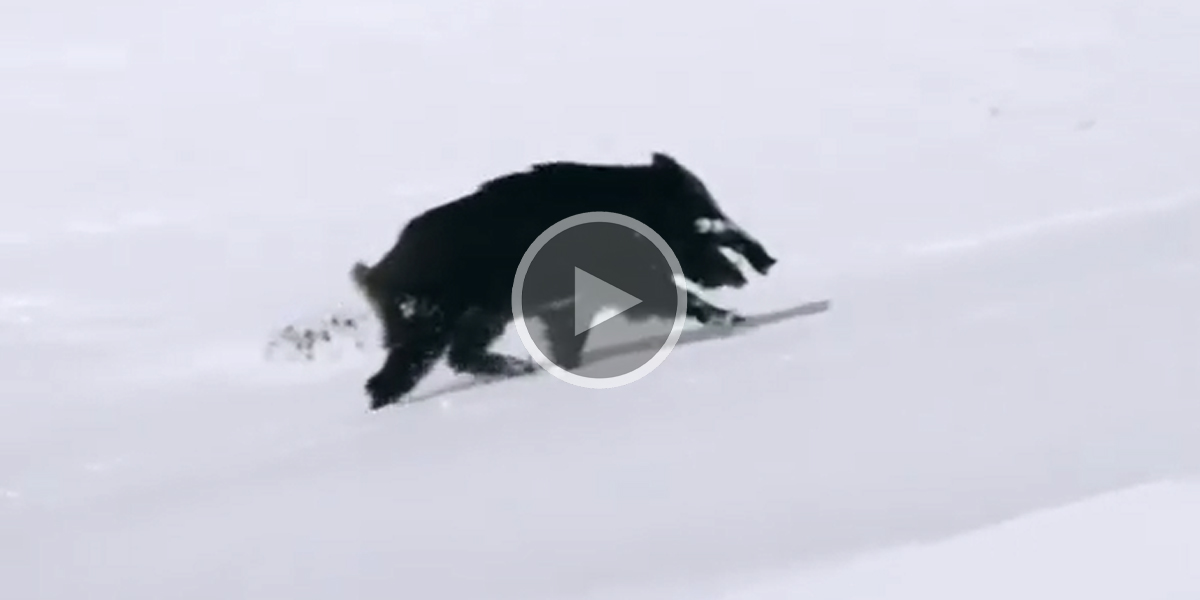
[{"x1": 574, "y1": 267, "x2": 643, "y2": 335}]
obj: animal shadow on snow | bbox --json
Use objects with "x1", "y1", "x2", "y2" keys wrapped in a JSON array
[{"x1": 403, "y1": 299, "x2": 831, "y2": 404}]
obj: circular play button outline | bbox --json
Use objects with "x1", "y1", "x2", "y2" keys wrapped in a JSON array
[{"x1": 511, "y1": 211, "x2": 688, "y2": 389}]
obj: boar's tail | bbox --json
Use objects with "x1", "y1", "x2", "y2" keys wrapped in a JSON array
[
  {"x1": 350, "y1": 261, "x2": 372, "y2": 288},
  {"x1": 350, "y1": 261, "x2": 388, "y2": 321}
]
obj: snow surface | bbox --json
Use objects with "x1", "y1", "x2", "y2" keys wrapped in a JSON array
[{"x1": 2, "y1": 0, "x2": 1198, "y2": 599}]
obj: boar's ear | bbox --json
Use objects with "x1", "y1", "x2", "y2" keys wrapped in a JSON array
[{"x1": 651, "y1": 152, "x2": 682, "y2": 172}]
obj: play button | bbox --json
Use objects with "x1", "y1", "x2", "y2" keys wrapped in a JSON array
[
  {"x1": 512, "y1": 212, "x2": 687, "y2": 389},
  {"x1": 573, "y1": 267, "x2": 643, "y2": 335}
]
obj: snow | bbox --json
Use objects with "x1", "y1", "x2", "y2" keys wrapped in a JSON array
[
  {"x1": 1, "y1": 0, "x2": 1198, "y2": 599},
  {"x1": 699, "y1": 481, "x2": 1200, "y2": 600}
]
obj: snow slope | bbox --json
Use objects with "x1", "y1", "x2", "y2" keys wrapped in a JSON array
[
  {"x1": 2, "y1": 0, "x2": 1198, "y2": 599},
  {"x1": 703, "y1": 480, "x2": 1200, "y2": 600}
]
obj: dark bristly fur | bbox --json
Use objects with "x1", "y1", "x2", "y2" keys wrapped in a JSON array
[{"x1": 352, "y1": 152, "x2": 777, "y2": 409}]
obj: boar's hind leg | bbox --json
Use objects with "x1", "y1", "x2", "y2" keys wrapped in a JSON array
[{"x1": 446, "y1": 308, "x2": 538, "y2": 377}]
